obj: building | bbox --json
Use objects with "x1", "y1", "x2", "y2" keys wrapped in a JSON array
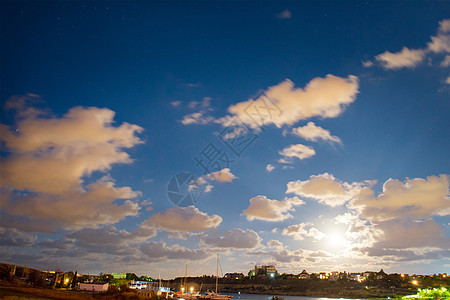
[
  {"x1": 298, "y1": 270, "x2": 310, "y2": 280},
  {"x1": 254, "y1": 265, "x2": 277, "y2": 277},
  {"x1": 319, "y1": 272, "x2": 328, "y2": 280},
  {"x1": 349, "y1": 273, "x2": 361, "y2": 282},
  {"x1": 224, "y1": 272, "x2": 244, "y2": 280},
  {"x1": 329, "y1": 271, "x2": 339, "y2": 281},
  {"x1": 79, "y1": 282, "x2": 109, "y2": 292}
]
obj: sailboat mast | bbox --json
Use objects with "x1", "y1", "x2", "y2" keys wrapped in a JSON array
[
  {"x1": 216, "y1": 254, "x2": 218, "y2": 294},
  {"x1": 185, "y1": 264, "x2": 188, "y2": 293}
]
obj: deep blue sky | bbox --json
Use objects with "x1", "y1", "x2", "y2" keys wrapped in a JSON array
[{"x1": 1, "y1": 1, "x2": 449, "y2": 278}]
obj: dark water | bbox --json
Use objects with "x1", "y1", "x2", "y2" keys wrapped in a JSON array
[{"x1": 224, "y1": 293, "x2": 385, "y2": 300}]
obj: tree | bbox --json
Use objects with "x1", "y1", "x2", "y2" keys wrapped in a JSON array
[
  {"x1": 71, "y1": 271, "x2": 78, "y2": 289},
  {"x1": 28, "y1": 269, "x2": 45, "y2": 287},
  {"x1": 126, "y1": 273, "x2": 139, "y2": 281}
]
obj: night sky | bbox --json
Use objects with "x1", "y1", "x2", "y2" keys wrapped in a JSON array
[{"x1": 1, "y1": 1, "x2": 449, "y2": 278}]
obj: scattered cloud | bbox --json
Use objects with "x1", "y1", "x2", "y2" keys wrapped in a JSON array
[
  {"x1": 0, "y1": 95, "x2": 143, "y2": 231},
  {"x1": 201, "y1": 228, "x2": 261, "y2": 249},
  {"x1": 277, "y1": 9, "x2": 292, "y2": 19},
  {"x1": 369, "y1": 18, "x2": 450, "y2": 82},
  {"x1": 446, "y1": 76, "x2": 450, "y2": 85},
  {"x1": 375, "y1": 47, "x2": 425, "y2": 70},
  {"x1": 68, "y1": 225, "x2": 133, "y2": 245},
  {"x1": 204, "y1": 168, "x2": 237, "y2": 183},
  {"x1": 278, "y1": 144, "x2": 315, "y2": 163},
  {"x1": 0, "y1": 227, "x2": 36, "y2": 247},
  {"x1": 440, "y1": 55, "x2": 450, "y2": 67},
  {"x1": 362, "y1": 60, "x2": 374, "y2": 68},
  {"x1": 286, "y1": 173, "x2": 369, "y2": 207},
  {"x1": 266, "y1": 164, "x2": 275, "y2": 172},
  {"x1": 427, "y1": 19, "x2": 450, "y2": 53},
  {"x1": 349, "y1": 174, "x2": 449, "y2": 222},
  {"x1": 140, "y1": 206, "x2": 222, "y2": 232},
  {"x1": 140, "y1": 241, "x2": 211, "y2": 261},
  {"x1": 227, "y1": 75, "x2": 359, "y2": 128},
  {"x1": 282, "y1": 223, "x2": 326, "y2": 241},
  {"x1": 242, "y1": 195, "x2": 305, "y2": 221},
  {"x1": 181, "y1": 97, "x2": 215, "y2": 125},
  {"x1": 372, "y1": 219, "x2": 448, "y2": 249},
  {"x1": 170, "y1": 100, "x2": 182, "y2": 107},
  {"x1": 291, "y1": 122, "x2": 342, "y2": 144}
]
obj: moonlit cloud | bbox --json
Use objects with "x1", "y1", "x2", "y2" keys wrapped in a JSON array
[
  {"x1": 140, "y1": 241, "x2": 211, "y2": 261},
  {"x1": 227, "y1": 75, "x2": 359, "y2": 128},
  {"x1": 277, "y1": 9, "x2": 292, "y2": 19},
  {"x1": 0, "y1": 228, "x2": 36, "y2": 247},
  {"x1": 0, "y1": 95, "x2": 143, "y2": 231},
  {"x1": 242, "y1": 195, "x2": 305, "y2": 221},
  {"x1": 170, "y1": 100, "x2": 182, "y2": 107},
  {"x1": 204, "y1": 168, "x2": 237, "y2": 182},
  {"x1": 201, "y1": 228, "x2": 261, "y2": 249},
  {"x1": 286, "y1": 173, "x2": 368, "y2": 206},
  {"x1": 441, "y1": 55, "x2": 450, "y2": 67},
  {"x1": 362, "y1": 60, "x2": 374, "y2": 67},
  {"x1": 282, "y1": 223, "x2": 326, "y2": 241},
  {"x1": 291, "y1": 122, "x2": 342, "y2": 144},
  {"x1": 140, "y1": 206, "x2": 222, "y2": 232},
  {"x1": 370, "y1": 18, "x2": 450, "y2": 75},
  {"x1": 278, "y1": 144, "x2": 315, "y2": 163},
  {"x1": 428, "y1": 19, "x2": 450, "y2": 53},
  {"x1": 266, "y1": 164, "x2": 275, "y2": 172},
  {"x1": 375, "y1": 47, "x2": 425, "y2": 70},
  {"x1": 349, "y1": 175, "x2": 449, "y2": 221}
]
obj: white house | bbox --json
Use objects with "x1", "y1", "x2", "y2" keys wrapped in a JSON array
[{"x1": 79, "y1": 282, "x2": 109, "y2": 292}]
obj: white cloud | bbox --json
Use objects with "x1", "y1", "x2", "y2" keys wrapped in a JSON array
[
  {"x1": 181, "y1": 97, "x2": 215, "y2": 125},
  {"x1": 428, "y1": 19, "x2": 450, "y2": 53},
  {"x1": 372, "y1": 219, "x2": 448, "y2": 249},
  {"x1": 375, "y1": 47, "x2": 425, "y2": 70},
  {"x1": 278, "y1": 144, "x2": 315, "y2": 163},
  {"x1": 441, "y1": 55, "x2": 450, "y2": 67},
  {"x1": 438, "y1": 19, "x2": 450, "y2": 33},
  {"x1": 349, "y1": 174, "x2": 450, "y2": 222},
  {"x1": 291, "y1": 122, "x2": 342, "y2": 144},
  {"x1": 282, "y1": 223, "x2": 326, "y2": 241},
  {"x1": 0, "y1": 96, "x2": 143, "y2": 231},
  {"x1": 370, "y1": 19, "x2": 450, "y2": 76},
  {"x1": 204, "y1": 168, "x2": 237, "y2": 183},
  {"x1": 266, "y1": 164, "x2": 275, "y2": 172},
  {"x1": 362, "y1": 60, "x2": 374, "y2": 67},
  {"x1": 242, "y1": 195, "x2": 305, "y2": 221},
  {"x1": 170, "y1": 100, "x2": 182, "y2": 107},
  {"x1": 446, "y1": 76, "x2": 450, "y2": 85},
  {"x1": 201, "y1": 228, "x2": 261, "y2": 249},
  {"x1": 227, "y1": 75, "x2": 359, "y2": 128},
  {"x1": 140, "y1": 241, "x2": 211, "y2": 261},
  {"x1": 277, "y1": 9, "x2": 292, "y2": 19},
  {"x1": 286, "y1": 173, "x2": 367, "y2": 206},
  {"x1": 140, "y1": 206, "x2": 222, "y2": 232}
]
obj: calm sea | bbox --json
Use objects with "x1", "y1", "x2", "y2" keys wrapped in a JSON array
[{"x1": 224, "y1": 293, "x2": 385, "y2": 300}]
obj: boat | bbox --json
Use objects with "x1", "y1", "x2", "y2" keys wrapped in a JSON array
[{"x1": 205, "y1": 254, "x2": 232, "y2": 300}]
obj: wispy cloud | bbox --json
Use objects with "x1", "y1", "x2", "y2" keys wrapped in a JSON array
[{"x1": 277, "y1": 9, "x2": 292, "y2": 19}]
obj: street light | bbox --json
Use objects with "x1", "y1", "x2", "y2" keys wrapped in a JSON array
[{"x1": 190, "y1": 287, "x2": 194, "y2": 293}]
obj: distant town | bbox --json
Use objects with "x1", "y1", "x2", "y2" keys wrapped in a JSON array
[{"x1": 1, "y1": 262, "x2": 449, "y2": 299}]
